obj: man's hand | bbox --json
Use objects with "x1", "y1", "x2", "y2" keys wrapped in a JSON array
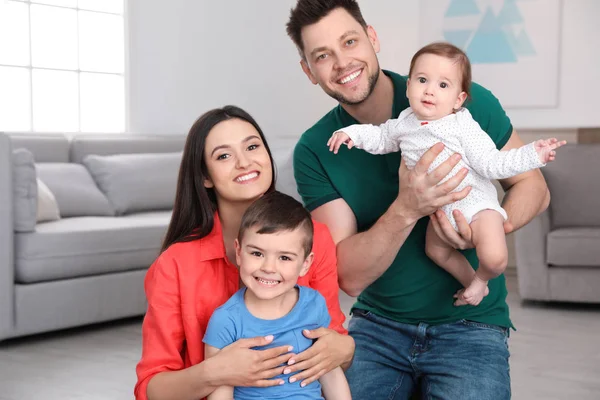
[
  {"x1": 282, "y1": 328, "x2": 355, "y2": 388},
  {"x1": 395, "y1": 142, "x2": 471, "y2": 223},
  {"x1": 430, "y1": 210, "x2": 513, "y2": 250}
]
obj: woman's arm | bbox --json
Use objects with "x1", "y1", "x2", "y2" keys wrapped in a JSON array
[
  {"x1": 320, "y1": 367, "x2": 352, "y2": 400},
  {"x1": 135, "y1": 256, "x2": 294, "y2": 400},
  {"x1": 303, "y1": 222, "x2": 347, "y2": 334},
  {"x1": 135, "y1": 256, "x2": 216, "y2": 400}
]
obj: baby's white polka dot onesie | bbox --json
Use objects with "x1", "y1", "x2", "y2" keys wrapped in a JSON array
[{"x1": 339, "y1": 108, "x2": 545, "y2": 231}]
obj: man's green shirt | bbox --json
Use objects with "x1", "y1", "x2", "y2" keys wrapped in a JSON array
[{"x1": 294, "y1": 70, "x2": 513, "y2": 327}]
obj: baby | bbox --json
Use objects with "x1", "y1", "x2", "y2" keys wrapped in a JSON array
[
  {"x1": 327, "y1": 42, "x2": 565, "y2": 306},
  {"x1": 203, "y1": 191, "x2": 351, "y2": 400}
]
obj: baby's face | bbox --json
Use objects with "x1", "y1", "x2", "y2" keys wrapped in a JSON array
[
  {"x1": 406, "y1": 53, "x2": 467, "y2": 121},
  {"x1": 236, "y1": 226, "x2": 313, "y2": 302}
]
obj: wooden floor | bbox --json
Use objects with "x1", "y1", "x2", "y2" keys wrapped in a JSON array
[{"x1": 1, "y1": 272, "x2": 599, "y2": 399}]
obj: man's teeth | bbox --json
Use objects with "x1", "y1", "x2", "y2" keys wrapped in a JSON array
[
  {"x1": 236, "y1": 172, "x2": 258, "y2": 182},
  {"x1": 339, "y1": 70, "x2": 361, "y2": 84},
  {"x1": 256, "y1": 277, "x2": 279, "y2": 286}
]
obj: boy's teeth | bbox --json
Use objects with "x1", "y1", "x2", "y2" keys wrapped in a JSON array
[{"x1": 257, "y1": 277, "x2": 279, "y2": 286}]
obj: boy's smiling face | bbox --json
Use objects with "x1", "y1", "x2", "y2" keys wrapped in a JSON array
[{"x1": 236, "y1": 226, "x2": 313, "y2": 302}]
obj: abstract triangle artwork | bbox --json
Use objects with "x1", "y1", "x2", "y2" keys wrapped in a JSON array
[
  {"x1": 445, "y1": 0, "x2": 480, "y2": 17},
  {"x1": 466, "y1": 7, "x2": 517, "y2": 63}
]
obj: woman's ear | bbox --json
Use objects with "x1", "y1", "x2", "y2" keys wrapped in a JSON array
[
  {"x1": 203, "y1": 177, "x2": 214, "y2": 188},
  {"x1": 455, "y1": 91, "x2": 467, "y2": 109},
  {"x1": 298, "y1": 252, "x2": 314, "y2": 277}
]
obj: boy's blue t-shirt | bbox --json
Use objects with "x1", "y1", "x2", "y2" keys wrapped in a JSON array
[{"x1": 203, "y1": 285, "x2": 331, "y2": 400}]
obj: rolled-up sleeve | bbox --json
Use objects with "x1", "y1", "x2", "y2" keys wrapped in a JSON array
[{"x1": 134, "y1": 255, "x2": 185, "y2": 400}]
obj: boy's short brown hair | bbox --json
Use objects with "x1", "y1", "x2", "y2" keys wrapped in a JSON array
[
  {"x1": 408, "y1": 42, "x2": 472, "y2": 98},
  {"x1": 239, "y1": 191, "x2": 314, "y2": 257},
  {"x1": 286, "y1": 0, "x2": 367, "y2": 57}
]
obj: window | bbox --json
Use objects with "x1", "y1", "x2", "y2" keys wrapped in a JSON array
[{"x1": 0, "y1": 0, "x2": 125, "y2": 133}]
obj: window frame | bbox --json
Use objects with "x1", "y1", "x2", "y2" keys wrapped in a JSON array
[{"x1": 0, "y1": 0, "x2": 128, "y2": 133}]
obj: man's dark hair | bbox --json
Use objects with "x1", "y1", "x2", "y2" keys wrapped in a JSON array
[
  {"x1": 238, "y1": 191, "x2": 314, "y2": 257},
  {"x1": 286, "y1": 0, "x2": 367, "y2": 57}
]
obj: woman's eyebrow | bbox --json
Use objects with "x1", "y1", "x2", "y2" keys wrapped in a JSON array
[
  {"x1": 242, "y1": 135, "x2": 260, "y2": 143},
  {"x1": 210, "y1": 135, "x2": 260, "y2": 156},
  {"x1": 210, "y1": 144, "x2": 231, "y2": 157}
]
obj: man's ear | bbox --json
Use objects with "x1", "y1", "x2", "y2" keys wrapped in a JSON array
[
  {"x1": 234, "y1": 238, "x2": 242, "y2": 265},
  {"x1": 366, "y1": 25, "x2": 381, "y2": 53},
  {"x1": 454, "y1": 91, "x2": 468, "y2": 109},
  {"x1": 301, "y1": 59, "x2": 318, "y2": 85},
  {"x1": 298, "y1": 252, "x2": 314, "y2": 277}
]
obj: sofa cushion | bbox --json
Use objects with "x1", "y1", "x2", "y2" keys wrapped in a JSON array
[
  {"x1": 83, "y1": 152, "x2": 182, "y2": 215},
  {"x1": 543, "y1": 144, "x2": 600, "y2": 228},
  {"x1": 547, "y1": 228, "x2": 600, "y2": 267},
  {"x1": 12, "y1": 148, "x2": 37, "y2": 232},
  {"x1": 36, "y1": 163, "x2": 114, "y2": 217},
  {"x1": 15, "y1": 211, "x2": 172, "y2": 283},
  {"x1": 36, "y1": 178, "x2": 60, "y2": 223},
  {"x1": 70, "y1": 135, "x2": 186, "y2": 164}
]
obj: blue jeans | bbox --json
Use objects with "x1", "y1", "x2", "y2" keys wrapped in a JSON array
[{"x1": 345, "y1": 309, "x2": 511, "y2": 400}]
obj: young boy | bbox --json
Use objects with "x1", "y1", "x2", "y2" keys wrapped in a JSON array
[
  {"x1": 203, "y1": 191, "x2": 351, "y2": 400},
  {"x1": 328, "y1": 42, "x2": 565, "y2": 306}
]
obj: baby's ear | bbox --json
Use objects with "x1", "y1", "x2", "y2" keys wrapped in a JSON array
[
  {"x1": 299, "y1": 252, "x2": 314, "y2": 277},
  {"x1": 455, "y1": 91, "x2": 467, "y2": 109}
]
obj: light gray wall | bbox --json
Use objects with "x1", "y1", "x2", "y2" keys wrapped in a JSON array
[
  {"x1": 127, "y1": 0, "x2": 418, "y2": 143},
  {"x1": 128, "y1": 0, "x2": 600, "y2": 139}
]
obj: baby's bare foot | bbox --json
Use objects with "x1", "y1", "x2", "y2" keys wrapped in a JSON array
[{"x1": 455, "y1": 276, "x2": 489, "y2": 306}]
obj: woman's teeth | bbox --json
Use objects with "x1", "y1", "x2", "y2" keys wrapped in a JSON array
[{"x1": 236, "y1": 172, "x2": 258, "y2": 182}]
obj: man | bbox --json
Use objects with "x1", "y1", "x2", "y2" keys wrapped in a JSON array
[{"x1": 286, "y1": 0, "x2": 550, "y2": 398}]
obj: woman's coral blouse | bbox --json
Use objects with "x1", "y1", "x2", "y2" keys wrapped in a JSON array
[{"x1": 134, "y1": 215, "x2": 347, "y2": 399}]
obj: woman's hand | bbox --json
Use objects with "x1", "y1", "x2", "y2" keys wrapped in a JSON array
[
  {"x1": 282, "y1": 328, "x2": 355, "y2": 387},
  {"x1": 210, "y1": 335, "x2": 295, "y2": 388}
]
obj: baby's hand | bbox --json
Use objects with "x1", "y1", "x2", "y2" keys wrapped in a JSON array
[
  {"x1": 327, "y1": 131, "x2": 354, "y2": 154},
  {"x1": 534, "y1": 138, "x2": 566, "y2": 163}
]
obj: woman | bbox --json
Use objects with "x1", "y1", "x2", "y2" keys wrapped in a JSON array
[{"x1": 135, "y1": 106, "x2": 354, "y2": 400}]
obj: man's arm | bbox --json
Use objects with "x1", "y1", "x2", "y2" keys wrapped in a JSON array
[
  {"x1": 498, "y1": 129, "x2": 550, "y2": 232},
  {"x1": 312, "y1": 144, "x2": 470, "y2": 297},
  {"x1": 312, "y1": 198, "x2": 415, "y2": 297}
]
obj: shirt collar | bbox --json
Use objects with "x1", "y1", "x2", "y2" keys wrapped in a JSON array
[{"x1": 196, "y1": 211, "x2": 227, "y2": 262}]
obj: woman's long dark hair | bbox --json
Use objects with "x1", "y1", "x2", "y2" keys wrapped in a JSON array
[{"x1": 161, "y1": 105, "x2": 276, "y2": 252}]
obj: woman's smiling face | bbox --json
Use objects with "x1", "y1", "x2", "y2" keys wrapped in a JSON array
[{"x1": 203, "y1": 118, "x2": 273, "y2": 205}]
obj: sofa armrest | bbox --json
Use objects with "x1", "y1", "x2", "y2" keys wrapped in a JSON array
[
  {"x1": 0, "y1": 132, "x2": 15, "y2": 340},
  {"x1": 514, "y1": 209, "x2": 551, "y2": 301}
]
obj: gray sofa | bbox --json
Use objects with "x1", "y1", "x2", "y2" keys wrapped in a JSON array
[
  {"x1": 515, "y1": 144, "x2": 600, "y2": 303},
  {"x1": 0, "y1": 132, "x2": 186, "y2": 341}
]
